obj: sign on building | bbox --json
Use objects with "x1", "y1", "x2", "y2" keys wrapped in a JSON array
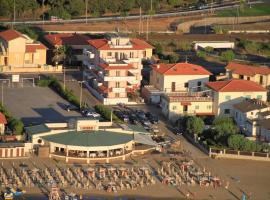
[{"x1": 12, "y1": 75, "x2": 20, "y2": 82}]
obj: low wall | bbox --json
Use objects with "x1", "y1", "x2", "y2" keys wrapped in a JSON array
[
  {"x1": 1, "y1": 65, "x2": 63, "y2": 74},
  {"x1": 177, "y1": 15, "x2": 270, "y2": 33},
  {"x1": 209, "y1": 148, "x2": 270, "y2": 161}
]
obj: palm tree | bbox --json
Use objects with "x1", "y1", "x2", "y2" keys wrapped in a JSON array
[{"x1": 52, "y1": 45, "x2": 73, "y2": 66}]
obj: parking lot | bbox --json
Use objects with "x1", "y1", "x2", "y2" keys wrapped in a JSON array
[{"x1": 3, "y1": 87, "x2": 81, "y2": 126}]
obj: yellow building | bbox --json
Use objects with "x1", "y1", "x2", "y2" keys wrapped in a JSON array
[
  {"x1": 0, "y1": 29, "x2": 61, "y2": 73},
  {"x1": 206, "y1": 79, "x2": 267, "y2": 116},
  {"x1": 226, "y1": 62, "x2": 270, "y2": 89}
]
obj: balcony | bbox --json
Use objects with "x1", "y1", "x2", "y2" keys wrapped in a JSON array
[
  {"x1": 104, "y1": 75, "x2": 136, "y2": 82},
  {"x1": 163, "y1": 91, "x2": 213, "y2": 102},
  {"x1": 111, "y1": 87, "x2": 126, "y2": 93}
]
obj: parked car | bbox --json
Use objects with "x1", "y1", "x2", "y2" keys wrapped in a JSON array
[
  {"x1": 136, "y1": 110, "x2": 146, "y2": 121},
  {"x1": 114, "y1": 110, "x2": 129, "y2": 122},
  {"x1": 65, "y1": 104, "x2": 79, "y2": 112},
  {"x1": 81, "y1": 108, "x2": 101, "y2": 118},
  {"x1": 146, "y1": 112, "x2": 159, "y2": 124},
  {"x1": 143, "y1": 120, "x2": 151, "y2": 126},
  {"x1": 129, "y1": 114, "x2": 139, "y2": 124}
]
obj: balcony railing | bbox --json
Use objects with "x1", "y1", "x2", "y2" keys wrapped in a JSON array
[
  {"x1": 104, "y1": 75, "x2": 136, "y2": 82},
  {"x1": 168, "y1": 96, "x2": 213, "y2": 102}
]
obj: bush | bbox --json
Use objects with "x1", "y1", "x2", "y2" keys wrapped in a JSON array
[
  {"x1": 94, "y1": 105, "x2": 122, "y2": 123},
  {"x1": 37, "y1": 79, "x2": 52, "y2": 87},
  {"x1": 220, "y1": 50, "x2": 235, "y2": 62},
  {"x1": 167, "y1": 54, "x2": 179, "y2": 63},
  {"x1": 205, "y1": 46, "x2": 214, "y2": 53},
  {"x1": 196, "y1": 50, "x2": 207, "y2": 59}
]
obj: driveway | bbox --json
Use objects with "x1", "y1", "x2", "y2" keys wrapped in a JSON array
[{"x1": 3, "y1": 87, "x2": 81, "y2": 126}]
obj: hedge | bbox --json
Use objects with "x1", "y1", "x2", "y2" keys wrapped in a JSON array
[
  {"x1": 38, "y1": 76, "x2": 80, "y2": 107},
  {"x1": 94, "y1": 105, "x2": 122, "y2": 123},
  {"x1": 0, "y1": 103, "x2": 24, "y2": 135}
]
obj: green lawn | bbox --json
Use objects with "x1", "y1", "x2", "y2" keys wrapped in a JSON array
[{"x1": 217, "y1": 4, "x2": 270, "y2": 17}]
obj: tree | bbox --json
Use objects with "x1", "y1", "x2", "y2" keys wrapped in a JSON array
[
  {"x1": 168, "y1": 0, "x2": 183, "y2": 7},
  {"x1": 9, "y1": 118, "x2": 24, "y2": 135},
  {"x1": 205, "y1": 46, "x2": 214, "y2": 53},
  {"x1": 66, "y1": 0, "x2": 85, "y2": 16},
  {"x1": 213, "y1": 117, "x2": 238, "y2": 138},
  {"x1": 220, "y1": 50, "x2": 235, "y2": 62},
  {"x1": 168, "y1": 54, "x2": 179, "y2": 63},
  {"x1": 52, "y1": 45, "x2": 73, "y2": 66},
  {"x1": 196, "y1": 50, "x2": 207, "y2": 59},
  {"x1": 186, "y1": 116, "x2": 205, "y2": 137}
]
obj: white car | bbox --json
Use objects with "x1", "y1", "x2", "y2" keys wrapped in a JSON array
[{"x1": 85, "y1": 111, "x2": 101, "y2": 118}]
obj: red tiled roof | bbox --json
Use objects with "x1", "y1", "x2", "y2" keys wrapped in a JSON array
[
  {"x1": 88, "y1": 38, "x2": 153, "y2": 50},
  {"x1": 44, "y1": 33, "x2": 90, "y2": 46},
  {"x1": 151, "y1": 63, "x2": 212, "y2": 75},
  {"x1": 99, "y1": 63, "x2": 134, "y2": 70},
  {"x1": 226, "y1": 62, "x2": 270, "y2": 76},
  {"x1": 98, "y1": 85, "x2": 109, "y2": 93},
  {"x1": 206, "y1": 79, "x2": 267, "y2": 92},
  {"x1": 0, "y1": 29, "x2": 24, "y2": 41},
  {"x1": 0, "y1": 112, "x2": 7, "y2": 124},
  {"x1": 25, "y1": 43, "x2": 47, "y2": 52}
]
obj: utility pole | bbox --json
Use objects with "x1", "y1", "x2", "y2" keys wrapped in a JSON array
[
  {"x1": 78, "y1": 81, "x2": 85, "y2": 109},
  {"x1": 42, "y1": 0, "x2": 45, "y2": 26},
  {"x1": 63, "y1": 66, "x2": 66, "y2": 91},
  {"x1": 12, "y1": 0, "x2": 16, "y2": 29},
  {"x1": 85, "y1": 0, "x2": 88, "y2": 24},
  {"x1": 146, "y1": 16, "x2": 149, "y2": 41},
  {"x1": 1, "y1": 81, "x2": 6, "y2": 106},
  {"x1": 139, "y1": 7, "x2": 142, "y2": 35}
]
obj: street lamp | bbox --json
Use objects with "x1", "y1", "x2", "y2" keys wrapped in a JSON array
[
  {"x1": 1, "y1": 81, "x2": 7, "y2": 106},
  {"x1": 78, "y1": 81, "x2": 85, "y2": 109}
]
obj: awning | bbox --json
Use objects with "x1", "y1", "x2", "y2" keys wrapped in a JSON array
[
  {"x1": 134, "y1": 133, "x2": 157, "y2": 146},
  {"x1": 181, "y1": 102, "x2": 191, "y2": 106}
]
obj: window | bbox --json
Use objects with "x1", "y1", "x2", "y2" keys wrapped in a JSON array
[
  {"x1": 197, "y1": 81, "x2": 202, "y2": 86},
  {"x1": 143, "y1": 51, "x2": 146, "y2": 57},
  {"x1": 107, "y1": 52, "x2": 112, "y2": 56},
  {"x1": 116, "y1": 71, "x2": 120, "y2": 76},
  {"x1": 184, "y1": 82, "x2": 189, "y2": 88},
  {"x1": 239, "y1": 75, "x2": 244, "y2": 79},
  {"x1": 260, "y1": 75, "x2": 263, "y2": 85},
  {"x1": 247, "y1": 77, "x2": 250, "y2": 81},
  {"x1": 207, "y1": 105, "x2": 212, "y2": 110},
  {"x1": 225, "y1": 95, "x2": 231, "y2": 101},
  {"x1": 130, "y1": 52, "x2": 134, "y2": 58},
  {"x1": 224, "y1": 109, "x2": 230, "y2": 114},
  {"x1": 115, "y1": 93, "x2": 120, "y2": 98},
  {"x1": 235, "y1": 112, "x2": 238, "y2": 118},
  {"x1": 195, "y1": 105, "x2": 199, "y2": 110},
  {"x1": 172, "y1": 106, "x2": 177, "y2": 110},
  {"x1": 171, "y1": 82, "x2": 176, "y2": 92},
  {"x1": 257, "y1": 95, "x2": 262, "y2": 100},
  {"x1": 245, "y1": 95, "x2": 251, "y2": 99},
  {"x1": 116, "y1": 82, "x2": 120, "y2": 88},
  {"x1": 116, "y1": 39, "x2": 120, "y2": 45},
  {"x1": 251, "y1": 112, "x2": 253, "y2": 115}
]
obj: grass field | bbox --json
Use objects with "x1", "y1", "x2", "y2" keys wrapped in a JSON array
[{"x1": 217, "y1": 3, "x2": 270, "y2": 17}]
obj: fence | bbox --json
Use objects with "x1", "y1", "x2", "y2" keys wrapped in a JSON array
[{"x1": 209, "y1": 148, "x2": 270, "y2": 161}]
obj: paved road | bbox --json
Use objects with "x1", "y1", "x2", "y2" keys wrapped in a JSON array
[{"x1": 0, "y1": 1, "x2": 263, "y2": 25}]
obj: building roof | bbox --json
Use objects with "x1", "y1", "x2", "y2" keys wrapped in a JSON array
[
  {"x1": 88, "y1": 38, "x2": 153, "y2": 50},
  {"x1": 260, "y1": 110, "x2": 270, "y2": 117},
  {"x1": 42, "y1": 130, "x2": 134, "y2": 147},
  {"x1": 0, "y1": 112, "x2": 7, "y2": 124},
  {"x1": 206, "y1": 79, "x2": 267, "y2": 92},
  {"x1": 151, "y1": 63, "x2": 212, "y2": 75},
  {"x1": 233, "y1": 99, "x2": 268, "y2": 113},
  {"x1": 226, "y1": 62, "x2": 270, "y2": 76},
  {"x1": 99, "y1": 63, "x2": 134, "y2": 70},
  {"x1": 25, "y1": 124, "x2": 51, "y2": 136},
  {"x1": 25, "y1": 43, "x2": 47, "y2": 52},
  {"x1": 44, "y1": 33, "x2": 90, "y2": 46},
  {"x1": 0, "y1": 29, "x2": 25, "y2": 41}
]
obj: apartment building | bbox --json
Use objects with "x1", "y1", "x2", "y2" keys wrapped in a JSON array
[
  {"x1": 84, "y1": 33, "x2": 153, "y2": 105},
  {"x1": 0, "y1": 30, "x2": 57, "y2": 73},
  {"x1": 44, "y1": 33, "x2": 90, "y2": 65},
  {"x1": 226, "y1": 62, "x2": 270, "y2": 89},
  {"x1": 142, "y1": 62, "x2": 212, "y2": 104},
  {"x1": 206, "y1": 79, "x2": 267, "y2": 116},
  {"x1": 160, "y1": 91, "x2": 214, "y2": 121}
]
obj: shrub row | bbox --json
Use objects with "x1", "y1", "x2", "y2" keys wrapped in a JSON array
[
  {"x1": 38, "y1": 76, "x2": 80, "y2": 107},
  {"x1": 94, "y1": 105, "x2": 122, "y2": 123},
  {"x1": 0, "y1": 104, "x2": 24, "y2": 135}
]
